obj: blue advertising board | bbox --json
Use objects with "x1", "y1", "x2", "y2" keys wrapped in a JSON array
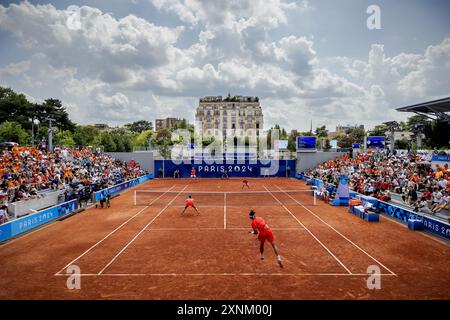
[
  {"x1": 155, "y1": 160, "x2": 296, "y2": 178},
  {"x1": 94, "y1": 174, "x2": 153, "y2": 202},
  {"x1": 297, "y1": 136, "x2": 316, "y2": 150},
  {"x1": 377, "y1": 200, "x2": 450, "y2": 240},
  {"x1": 0, "y1": 199, "x2": 79, "y2": 242},
  {"x1": 431, "y1": 155, "x2": 450, "y2": 162},
  {"x1": 352, "y1": 143, "x2": 361, "y2": 149},
  {"x1": 0, "y1": 175, "x2": 154, "y2": 242},
  {"x1": 366, "y1": 136, "x2": 385, "y2": 149},
  {"x1": 295, "y1": 175, "x2": 450, "y2": 241}
]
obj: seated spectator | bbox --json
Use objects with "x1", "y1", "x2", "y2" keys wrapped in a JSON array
[
  {"x1": 414, "y1": 197, "x2": 433, "y2": 215},
  {"x1": 423, "y1": 187, "x2": 432, "y2": 206},
  {"x1": 0, "y1": 205, "x2": 8, "y2": 225},
  {"x1": 406, "y1": 186, "x2": 418, "y2": 206},
  {"x1": 432, "y1": 190, "x2": 449, "y2": 214},
  {"x1": 379, "y1": 191, "x2": 391, "y2": 202},
  {"x1": 431, "y1": 188, "x2": 443, "y2": 210},
  {"x1": 0, "y1": 146, "x2": 146, "y2": 221}
]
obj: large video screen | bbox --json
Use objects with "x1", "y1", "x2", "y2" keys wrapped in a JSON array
[
  {"x1": 297, "y1": 136, "x2": 316, "y2": 150},
  {"x1": 366, "y1": 136, "x2": 385, "y2": 149}
]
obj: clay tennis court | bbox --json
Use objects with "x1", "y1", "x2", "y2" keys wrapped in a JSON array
[{"x1": 0, "y1": 178, "x2": 449, "y2": 300}]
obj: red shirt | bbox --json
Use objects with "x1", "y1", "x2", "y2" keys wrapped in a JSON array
[
  {"x1": 243, "y1": 180, "x2": 248, "y2": 184},
  {"x1": 251, "y1": 217, "x2": 267, "y2": 232}
]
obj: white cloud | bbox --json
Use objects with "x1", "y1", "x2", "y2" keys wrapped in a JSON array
[
  {"x1": 0, "y1": 2, "x2": 184, "y2": 84},
  {"x1": 0, "y1": 1, "x2": 449, "y2": 132},
  {"x1": 398, "y1": 38, "x2": 450, "y2": 97}
]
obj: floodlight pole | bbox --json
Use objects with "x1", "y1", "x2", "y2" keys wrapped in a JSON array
[
  {"x1": 46, "y1": 117, "x2": 55, "y2": 153},
  {"x1": 383, "y1": 121, "x2": 399, "y2": 154},
  {"x1": 389, "y1": 128, "x2": 395, "y2": 154}
]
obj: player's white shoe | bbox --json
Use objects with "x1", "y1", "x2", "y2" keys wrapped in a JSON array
[{"x1": 277, "y1": 256, "x2": 283, "y2": 268}]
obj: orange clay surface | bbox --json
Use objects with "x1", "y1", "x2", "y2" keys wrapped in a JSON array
[{"x1": 0, "y1": 178, "x2": 449, "y2": 300}]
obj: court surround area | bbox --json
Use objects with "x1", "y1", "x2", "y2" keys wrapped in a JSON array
[{"x1": 0, "y1": 178, "x2": 449, "y2": 299}]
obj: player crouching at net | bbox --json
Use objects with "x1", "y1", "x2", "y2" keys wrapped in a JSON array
[
  {"x1": 248, "y1": 210, "x2": 283, "y2": 268},
  {"x1": 181, "y1": 195, "x2": 200, "y2": 215}
]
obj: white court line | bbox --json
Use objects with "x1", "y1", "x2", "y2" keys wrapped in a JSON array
[
  {"x1": 224, "y1": 193, "x2": 227, "y2": 230},
  {"x1": 263, "y1": 185, "x2": 352, "y2": 275},
  {"x1": 97, "y1": 185, "x2": 188, "y2": 275},
  {"x1": 54, "y1": 272, "x2": 397, "y2": 277},
  {"x1": 144, "y1": 227, "x2": 305, "y2": 231},
  {"x1": 275, "y1": 185, "x2": 397, "y2": 276},
  {"x1": 54, "y1": 185, "x2": 176, "y2": 276}
]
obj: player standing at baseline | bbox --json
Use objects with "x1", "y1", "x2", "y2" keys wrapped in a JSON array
[
  {"x1": 249, "y1": 210, "x2": 283, "y2": 268},
  {"x1": 181, "y1": 195, "x2": 200, "y2": 215}
]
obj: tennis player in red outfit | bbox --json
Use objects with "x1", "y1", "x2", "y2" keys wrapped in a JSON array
[
  {"x1": 242, "y1": 179, "x2": 250, "y2": 189},
  {"x1": 181, "y1": 195, "x2": 199, "y2": 215},
  {"x1": 249, "y1": 210, "x2": 283, "y2": 268}
]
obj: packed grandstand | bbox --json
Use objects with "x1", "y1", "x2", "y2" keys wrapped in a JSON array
[
  {"x1": 304, "y1": 149, "x2": 450, "y2": 220},
  {"x1": 0, "y1": 145, "x2": 146, "y2": 224}
]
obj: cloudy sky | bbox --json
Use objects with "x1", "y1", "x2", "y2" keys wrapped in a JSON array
[{"x1": 0, "y1": 0, "x2": 449, "y2": 131}]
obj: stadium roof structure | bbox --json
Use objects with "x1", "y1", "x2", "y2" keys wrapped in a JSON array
[{"x1": 396, "y1": 97, "x2": 450, "y2": 122}]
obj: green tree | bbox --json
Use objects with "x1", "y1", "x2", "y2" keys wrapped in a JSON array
[
  {"x1": 98, "y1": 132, "x2": 116, "y2": 152},
  {"x1": 55, "y1": 130, "x2": 76, "y2": 147},
  {"x1": 394, "y1": 138, "x2": 409, "y2": 150},
  {"x1": 0, "y1": 87, "x2": 32, "y2": 130},
  {"x1": 0, "y1": 121, "x2": 29, "y2": 144},
  {"x1": 406, "y1": 115, "x2": 429, "y2": 130},
  {"x1": 287, "y1": 130, "x2": 299, "y2": 152},
  {"x1": 336, "y1": 134, "x2": 353, "y2": 148},
  {"x1": 423, "y1": 121, "x2": 450, "y2": 149},
  {"x1": 133, "y1": 129, "x2": 155, "y2": 148},
  {"x1": 348, "y1": 127, "x2": 365, "y2": 144},
  {"x1": 0, "y1": 87, "x2": 75, "y2": 135},
  {"x1": 154, "y1": 128, "x2": 173, "y2": 158},
  {"x1": 107, "y1": 128, "x2": 134, "y2": 152},
  {"x1": 314, "y1": 125, "x2": 328, "y2": 138},
  {"x1": 38, "y1": 99, "x2": 76, "y2": 132},
  {"x1": 73, "y1": 125, "x2": 100, "y2": 147},
  {"x1": 368, "y1": 124, "x2": 388, "y2": 137},
  {"x1": 124, "y1": 120, "x2": 153, "y2": 133}
]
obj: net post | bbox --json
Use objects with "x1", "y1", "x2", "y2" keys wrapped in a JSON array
[
  {"x1": 134, "y1": 190, "x2": 137, "y2": 206},
  {"x1": 313, "y1": 191, "x2": 316, "y2": 206}
]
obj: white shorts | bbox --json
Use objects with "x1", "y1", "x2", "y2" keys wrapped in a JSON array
[{"x1": 191, "y1": 175, "x2": 196, "y2": 178}]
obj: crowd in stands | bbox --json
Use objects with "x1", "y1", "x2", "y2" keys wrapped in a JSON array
[
  {"x1": 0, "y1": 145, "x2": 146, "y2": 224},
  {"x1": 305, "y1": 150, "x2": 450, "y2": 216}
]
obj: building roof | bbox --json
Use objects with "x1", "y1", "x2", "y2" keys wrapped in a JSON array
[{"x1": 396, "y1": 97, "x2": 450, "y2": 122}]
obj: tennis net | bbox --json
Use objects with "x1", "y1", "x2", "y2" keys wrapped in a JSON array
[{"x1": 134, "y1": 190, "x2": 316, "y2": 207}]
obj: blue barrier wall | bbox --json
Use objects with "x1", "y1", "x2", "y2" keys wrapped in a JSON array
[
  {"x1": 94, "y1": 174, "x2": 153, "y2": 202},
  {"x1": 155, "y1": 160, "x2": 296, "y2": 178},
  {"x1": 296, "y1": 175, "x2": 450, "y2": 241},
  {"x1": 0, "y1": 199, "x2": 79, "y2": 242},
  {"x1": 377, "y1": 201, "x2": 450, "y2": 240},
  {"x1": 0, "y1": 174, "x2": 153, "y2": 242}
]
